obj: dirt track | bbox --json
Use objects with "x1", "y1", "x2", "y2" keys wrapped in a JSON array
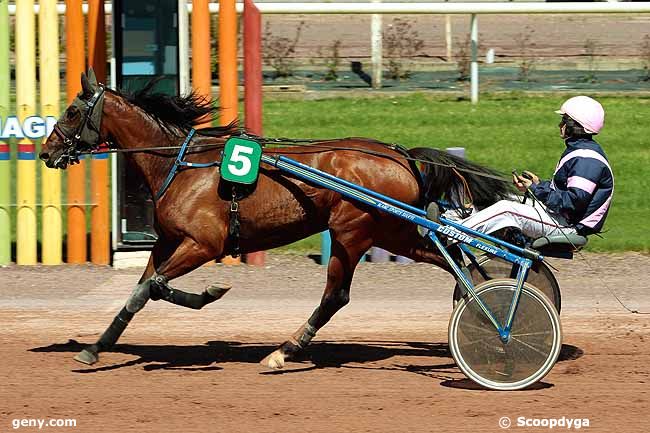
[{"x1": 1, "y1": 253, "x2": 649, "y2": 433}]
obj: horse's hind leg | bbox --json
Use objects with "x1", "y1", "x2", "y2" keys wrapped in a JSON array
[
  {"x1": 261, "y1": 222, "x2": 372, "y2": 369},
  {"x1": 74, "y1": 237, "x2": 228, "y2": 365}
]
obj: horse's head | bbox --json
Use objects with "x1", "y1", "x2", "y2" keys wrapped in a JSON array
[{"x1": 40, "y1": 68, "x2": 107, "y2": 169}]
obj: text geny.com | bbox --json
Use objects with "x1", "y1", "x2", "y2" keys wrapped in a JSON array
[{"x1": 11, "y1": 418, "x2": 77, "y2": 430}]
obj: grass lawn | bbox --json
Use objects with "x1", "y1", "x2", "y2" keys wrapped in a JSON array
[{"x1": 262, "y1": 93, "x2": 649, "y2": 253}]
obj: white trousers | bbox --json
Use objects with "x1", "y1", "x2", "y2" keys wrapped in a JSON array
[{"x1": 459, "y1": 199, "x2": 577, "y2": 239}]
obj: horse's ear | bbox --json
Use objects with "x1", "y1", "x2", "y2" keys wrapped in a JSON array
[
  {"x1": 87, "y1": 68, "x2": 98, "y2": 87},
  {"x1": 81, "y1": 72, "x2": 93, "y2": 96}
]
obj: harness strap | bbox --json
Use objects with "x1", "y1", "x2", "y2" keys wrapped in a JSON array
[
  {"x1": 154, "y1": 129, "x2": 197, "y2": 201},
  {"x1": 228, "y1": 186, "x2": 241, "y2": 258}
]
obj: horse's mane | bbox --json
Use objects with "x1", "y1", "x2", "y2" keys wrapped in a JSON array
[
  {"x1": 108, "y1": 79, "x2": 238, "y2": 137},
  {"x1": 407, "y1": 147, "x2": 514, "y2": 213}
]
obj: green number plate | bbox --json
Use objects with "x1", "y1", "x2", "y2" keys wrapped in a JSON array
[{"x1": 221, "y1": 137, "x2": 263, "y2": 184}]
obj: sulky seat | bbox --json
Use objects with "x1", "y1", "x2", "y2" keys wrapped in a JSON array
[{"x1": 531, "y1": 233, "x2": 588, "y2": 259}]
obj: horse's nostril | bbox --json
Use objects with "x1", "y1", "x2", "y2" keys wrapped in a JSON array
[{"x1": 39, "y1": 151, "x2": 49, "y2": 161}]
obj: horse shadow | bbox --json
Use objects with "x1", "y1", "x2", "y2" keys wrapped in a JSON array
[
  {"x1": 30, "y1": 339, "x2": 450, "y2": 373},
  {"x1": 30, "y1": 340, "x2": 583, "y2": 389}
]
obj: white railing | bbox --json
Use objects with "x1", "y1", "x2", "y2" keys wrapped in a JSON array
[{"x1": 9, "y1": 2, "x2": 650, "y2": 103}]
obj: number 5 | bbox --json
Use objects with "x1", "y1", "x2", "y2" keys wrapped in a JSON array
[{"x1": 228, "y1": 144, "x2": 254, "y2": 176}]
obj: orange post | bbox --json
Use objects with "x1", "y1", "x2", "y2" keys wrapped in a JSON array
[
  {"x1": 219, "y1": 0, "x2": 238, "y2": 126},
  {"x1": 88, "y1": 0, "x2": 107, "y2": 81},
  {"x1": 191, "y1": 0, "x2": 211, "y2": 128},
  {"x1": 218, "y1": 0, "x2": 241, "y2": 265},
  {"x1": 65, "y1": 0, "x2": 86, "y2": 263},
  {"x1": 243, "y1": 0, "x2": 265, "y2": 266},
  {"x1": 88, "y1": 0, "x2": 109, "y2": 264}
]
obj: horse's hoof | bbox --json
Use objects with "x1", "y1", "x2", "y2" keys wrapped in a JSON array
[
  {"x1": 74, "y1": 348, "x2": 99, "y2": 365},
  {"x1": 261, "y1": 350, "x2": 285, "y2": 369},
  {"x1": 206, "y1": 283, "x2": 231, "y2": 300}
]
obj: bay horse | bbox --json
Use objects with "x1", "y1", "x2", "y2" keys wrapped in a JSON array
[{"x1": 40, "y1": 70, "x2": 511, "y2": 368}]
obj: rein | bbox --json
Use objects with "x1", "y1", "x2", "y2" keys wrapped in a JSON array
[{"x1": 80, "y1": 131, "x2": 511, "y2": 183}]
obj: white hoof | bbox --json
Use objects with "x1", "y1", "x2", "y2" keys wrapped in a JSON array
[
  {"x1": 261, "y1": 350, "x2": 286, "y2": 369},
  {"x1": 206, "y1": 283, "x2": 231, "y2": 300}
]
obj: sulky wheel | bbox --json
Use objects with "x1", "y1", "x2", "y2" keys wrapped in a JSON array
[
  {"x1": 453, "y1": 255, "x2": 561, "y2": 313},
  {"x1": 448, "y1": 278, "x2": 562, "y2": 391}
]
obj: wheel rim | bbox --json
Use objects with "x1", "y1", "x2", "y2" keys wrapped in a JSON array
[{"x1": 449, "y1": 280, "x2": 562, "y2": 390}]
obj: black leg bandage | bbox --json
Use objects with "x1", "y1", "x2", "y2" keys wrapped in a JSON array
[
  {"x1": 96, "y1": 306, "x2": 134, "y2": 351},
  {"x1": 149, "y1": 275, "x2": 220, "y2": 310}
]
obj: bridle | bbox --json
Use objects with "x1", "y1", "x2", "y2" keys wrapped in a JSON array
[{"x1": 51, "y1": 85, "x2": 107, "y2": 167}]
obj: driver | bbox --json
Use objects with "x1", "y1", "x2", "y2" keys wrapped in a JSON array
[{"x1": 459, "y1": 95, "x2": 614, "y2": 240}]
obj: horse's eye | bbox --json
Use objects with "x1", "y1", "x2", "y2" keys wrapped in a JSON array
[{"x1": 65, "y1": 107, "x2": 78, "y2": 120}]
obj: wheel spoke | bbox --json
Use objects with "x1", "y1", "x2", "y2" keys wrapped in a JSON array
[
  {"x1": 459, "y1": 336, "x2": 497, "y2": 348},
  {"x1": 511, "y1": 319, "x2": 542, "y2": 334},
  {"x1": 510, "y1": 331, "x2": 552, "y2": 338},
  {"x1": 460, "y1": 322, "x2": 498, "y2": 335},
  {"x1": 510, "y1": 336, "x2": 550, "y2": 358}
]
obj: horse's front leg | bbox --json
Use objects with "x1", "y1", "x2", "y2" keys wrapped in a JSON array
[
  {"x1": 74, "y1": 236, "x2": 227, "y2": 365},
  {"x1": 261, "y1": 223, "x2": 372, "y2": 369}
]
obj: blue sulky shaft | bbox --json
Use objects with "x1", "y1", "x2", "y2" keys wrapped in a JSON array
[{"x1": 270, "y1": 155, "x2": 539, "y2": 259}]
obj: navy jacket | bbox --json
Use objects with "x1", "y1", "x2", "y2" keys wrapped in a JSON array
[{"x1": 530, "y1": 138, "x2": 614, "y2": 235}]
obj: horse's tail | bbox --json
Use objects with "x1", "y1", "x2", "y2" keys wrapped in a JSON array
[{"x1": 407, "y1": 147, "x2": 514, "y2": 215}]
